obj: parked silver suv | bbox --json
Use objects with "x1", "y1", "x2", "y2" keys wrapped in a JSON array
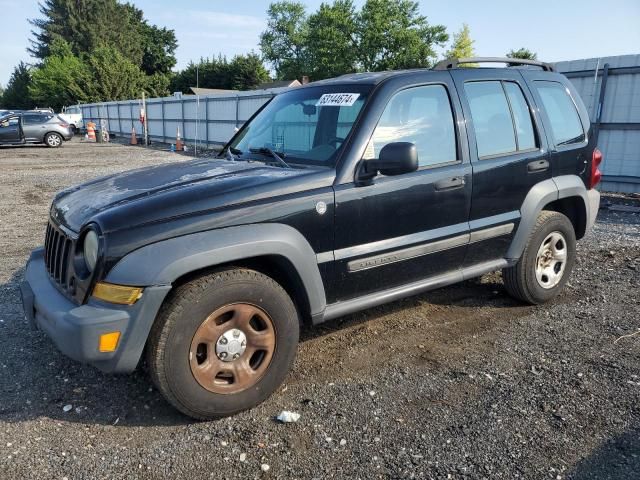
[{"x1": 0, "y1": 112, "x2": 74, "y2": 147}]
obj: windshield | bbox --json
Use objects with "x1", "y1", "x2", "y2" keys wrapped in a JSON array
[{"x1": 229, "y1": 85, "x2": 370, "y2": 167}]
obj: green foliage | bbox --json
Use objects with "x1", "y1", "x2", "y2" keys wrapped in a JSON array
[
  {"x1": 260, "y1": 0, "x2": 448, "y2": 80},
  {"x1": 85, "y1": 46, "x2": 148, "y2": 102},
  {"x1": 445, "y1": 24, "x2": 475, "y2": 60},
  {"x1": 357, "y1": 0, "x2": 448, "y2": 71},
  {"x1": 30, "y1": 39, "x2": 93, "y2": 110},
  {"x1": 171, "y1": 54, "x2": 270, "y2": 93},
  {"x1": 306, "y1": 0, "x2": 358, "y2": 80},
  {"x1": 506, "y1": 48, "x2": 538, "y2": 60},
  {"x1": 14, "y1": 0, "x2": 176, "y2": 107},
  {"x1": 1, "y1": 62, "x2": 35, "y2": 109},
  {"x1": 30, "y1": 0, "x2": 143, "y2": 65},
  {"x1": 139, "y1": 22, "x2": 178, "y2": 75},
  {"x1": 29, "y1": 38, "x2": 170, "y2": 110},
  {"x1": 260, "y1": 1, "x2": 310, "y2": 81}
]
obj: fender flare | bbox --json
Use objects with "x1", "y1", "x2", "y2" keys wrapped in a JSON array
[
  {"x1": 106, "y1": 223, "x2": 327, "y2": 316},
  {"x1": 506, "y1": 175, "x2": 595, "y2": 260}
]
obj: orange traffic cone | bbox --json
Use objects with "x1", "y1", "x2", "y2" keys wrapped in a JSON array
[
  {"x1": 175, "y1": 127, "x2": 183, "y2": 151},
  {"x1": 86, "y1": 122, "x2": 96, "y2": 142},
  {"x1": 130, "y1": 128, "x2": 138, "y2": 145}
]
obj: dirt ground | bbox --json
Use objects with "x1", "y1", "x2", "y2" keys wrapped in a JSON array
[{"x1": 0, "y1": 139, "x2": 639, "y2": 479}]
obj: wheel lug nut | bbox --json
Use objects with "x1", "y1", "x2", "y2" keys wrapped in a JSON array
[
  {"x1": 233, "y1": 353, "x2": 240, "y2": 359},
  {"x1": 219, "y1": 352, "x2": 227, "y2": 359},
  {"x1": 241, "y1": 340, "x2": 246, "y2": 347},
  {"x1": 233, "y1": 329, "x2": 241, "y2": 338},
  {"x1": 219, "y1": 337, "x2": 228, "y2": 345}
]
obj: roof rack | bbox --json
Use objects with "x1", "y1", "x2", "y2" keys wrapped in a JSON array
[{"x1": 433, "y1": 57, "x2": 555, "y2": 72}]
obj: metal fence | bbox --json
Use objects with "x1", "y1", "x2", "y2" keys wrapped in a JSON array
[
  {"x1": 79, "y1": 54, "x2": 640, "y2": 193},
  {"x1": 79, "y1": 90, "x2": 280, "y2": 149},
  {"x1": 556, "y1": 55, "x2": 640, "y2": 193}
]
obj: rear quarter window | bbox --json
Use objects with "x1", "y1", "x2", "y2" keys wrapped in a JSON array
[{"x1": 534, "y1": 81, "x2": 585, "y2": 145}]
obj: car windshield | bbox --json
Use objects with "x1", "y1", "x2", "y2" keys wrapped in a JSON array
[{"x1": 229, "y1": 85, "x2": 370, "y2": 167}]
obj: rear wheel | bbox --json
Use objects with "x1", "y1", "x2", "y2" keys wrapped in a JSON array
[
  {"x1": 502, "y1": 211, "x2": 576, "y2": 304},
  {"x1": 44, "y1": 132, "x2": 62, "y2": 148},
  {"x1": 147, "y1": 268, "x2": 299, "y2": 420}
]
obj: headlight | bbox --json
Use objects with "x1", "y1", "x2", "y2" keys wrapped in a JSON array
[{"x1": 83, "y1": 230, "x2": 99, "y2": 272}]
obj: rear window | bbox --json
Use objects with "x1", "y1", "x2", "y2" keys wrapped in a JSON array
[{"x1": 534, "y1": 81, "x2": 584, "y2": 145}]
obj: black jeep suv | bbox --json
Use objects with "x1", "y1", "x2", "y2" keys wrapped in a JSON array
[{"x1": 21, "y1": 57, "x2": 602, "y2": 419}]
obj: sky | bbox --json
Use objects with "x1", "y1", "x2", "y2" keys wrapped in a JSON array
[{"x1": 1, "y1": 0, "x2": 639, "y2": 87}]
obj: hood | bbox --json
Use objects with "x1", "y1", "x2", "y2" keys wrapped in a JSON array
[{"x1": 51, "y1": 158, "x2": 317, "y2": 232}]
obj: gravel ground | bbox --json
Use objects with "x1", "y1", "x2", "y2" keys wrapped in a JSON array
[{"x1": 0, "y1": 139, "x2": 639, "y2": 480}]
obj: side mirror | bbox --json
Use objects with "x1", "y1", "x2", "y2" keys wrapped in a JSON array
[{"x1": 359, "y1": 142, "x2": 418, "y2": 182}]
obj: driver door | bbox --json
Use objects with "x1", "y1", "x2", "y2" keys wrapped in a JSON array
[
  {"x1": 0, "y1": 116, "x2": 22, "y2": 144},
  {"x1": 332, "y1": 77, "x2": 472, "y2": 302}
]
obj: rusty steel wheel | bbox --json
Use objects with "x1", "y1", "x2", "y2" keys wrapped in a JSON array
[
  {"x1": 189, "y1": 303, "x2": 276, "y2": 394},
  {"x1": 147, "y1": 268, "x2": 299, "y2": 420}
]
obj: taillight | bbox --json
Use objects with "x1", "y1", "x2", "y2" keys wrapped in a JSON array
[{"x1": 589, "y1": 148, "x2": 603, "y2": 189}]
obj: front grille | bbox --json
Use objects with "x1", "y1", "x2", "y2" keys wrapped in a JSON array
[{"x1": 44, "y1": 221, "x2": 73, "y2": 289}]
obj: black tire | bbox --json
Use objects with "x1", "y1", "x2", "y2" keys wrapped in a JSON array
[
  {"x1": 44, "y1": 132, "x2": 63, "y2": 148},
  {"x1": 502, "y1": 210, "x2": 576, "y2": 304},
  {"x1": 147, "y1": 268, "x2": 299, "y2": 420}
]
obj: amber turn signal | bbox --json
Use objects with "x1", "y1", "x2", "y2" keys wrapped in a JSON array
[
  {"x1": 92, "y1": 282, "x2": 143, "y2": 305},
  {"x1": 99, "y1": 332, "x2": 121, "y2": 352}
]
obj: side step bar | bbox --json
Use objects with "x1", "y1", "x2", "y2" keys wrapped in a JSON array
[{"x1": 318, "y1": 259, "x2": 509, "y2": 324}]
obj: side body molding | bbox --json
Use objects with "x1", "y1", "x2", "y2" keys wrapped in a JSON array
[
  {"x1": 507, "y1": 174, "x2": 596, "y2": 260},
  {"x1": 106, "y1": 223, "x2": 327, "y2": 316}
]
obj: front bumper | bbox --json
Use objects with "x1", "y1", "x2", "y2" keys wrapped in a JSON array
[{"x1": 20, "y1": 248, "x2": 170, "y2": 373}]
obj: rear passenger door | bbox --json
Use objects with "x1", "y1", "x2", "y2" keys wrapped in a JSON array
[
  {"x1": 450, "y1": 69, "x2": 551, "y2": 266},
  {"x1": 22, "y1": 113, "x2": 49, "y2": 142}
]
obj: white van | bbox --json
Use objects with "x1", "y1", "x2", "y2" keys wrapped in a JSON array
[{"x1": 59, "y1": 105, "x2": 84, "y2": 132}]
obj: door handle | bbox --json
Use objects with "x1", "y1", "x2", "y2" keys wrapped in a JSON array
[
  {"x1": 434, "y1": 176, "x2": 465, "y2": 191},
  {"x1": 527, "y1": 159, "x2": 549, "y2": 173}
]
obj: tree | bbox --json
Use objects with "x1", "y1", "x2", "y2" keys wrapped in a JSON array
[
  {"x1": 2, "y1": 62, "x2": 35, "y2": 109},
  {"x1": 229, "y1": 54, "x2": 271, "y2": 90},
  {"x1": 445, "y1": 24, "x2": 475, "y2": 60},
  {"x1": 260, "y1": 1, "x2": 310, "y2": 80},
  {"x1": 306, "y1": 0, "x2": 358, "y2": 80},
  {"x1": 139, "y1": 22, "x2": 178, "y2": 76},
  {"x1": 29, "y1": 0, "x2": 176, "y2": 77},
  {"x1": 85, "y1": 46, "x2": 148, "y2": 102},
  {"x1": 29, "y1": 39, "x2": 93, "y2": 110},
  {"x1": 506, "y1": 48, "x2": 537, "y2": 60},
  {"x1": 356, "y1": 0, "x2": 448, "y2": 71},
  {"x1": 170, "y1": 54, "x2": 270, "y2": 93}
]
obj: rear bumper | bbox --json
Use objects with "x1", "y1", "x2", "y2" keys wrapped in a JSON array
[{"x1": 21, "y1": 248, "x2": 170, "y2": 373}]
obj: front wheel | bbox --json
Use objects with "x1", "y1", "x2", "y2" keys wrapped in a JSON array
[
  {"x1": 44, "y1": 132, "x2": 63, "y2": 148},
  {"x1": 147, "y1": 268, "x2": 299, "y2": 420},
  {"x1": 502, "y1": 211, "x2": 576, "y2": 304}
]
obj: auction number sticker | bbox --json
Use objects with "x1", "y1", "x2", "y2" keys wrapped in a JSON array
[{"x1": 316, "y1": 93, "x2": 360, "y2": 107}]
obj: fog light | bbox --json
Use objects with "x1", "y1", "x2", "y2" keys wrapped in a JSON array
[
  {"x1": 92, "y1": 282, "x2": 143, "y2": 305},
  {"x1": 99, "y1": 332, "x2": 121, "y2": 352}
]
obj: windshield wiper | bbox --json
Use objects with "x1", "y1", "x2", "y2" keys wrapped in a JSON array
[
  {"x1": 223, "y1": 146, "x2": 242, "y2": 162},
  {"x1": 249, "y1": 147, "x2": 291, "y2": 169}
]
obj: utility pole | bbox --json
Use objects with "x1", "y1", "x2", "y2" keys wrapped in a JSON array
[{"x1": 142, "y1": 91, "x2": 149, "y2": 146}]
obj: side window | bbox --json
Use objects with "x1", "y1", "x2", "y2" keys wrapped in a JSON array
[
  {"x1": 364, "y1": 84, "x2": 457, "y2": 168},
  {"x1": 24, "y1": 114, "x2": 49, "y2": 125},
  {"x1": 503, "y1": 82, "x2": 536, "y2": 150},
  {"x1": 464, "y1": 81, "x2": 538, "y2": 158},
  {"x1": 534, "y1": 81, "x2": 584, "y2": 145}
]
